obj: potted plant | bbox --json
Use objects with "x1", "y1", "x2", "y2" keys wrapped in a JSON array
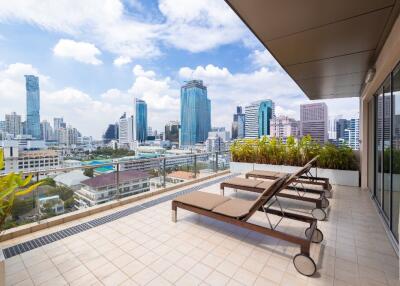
[{"x1": 230, "y1": 136, "x2": 359, "y2": 186}]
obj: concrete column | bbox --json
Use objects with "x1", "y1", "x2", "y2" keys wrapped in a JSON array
[{"x1": 360, "y1": 97, "x2": 369, "y2": 190}]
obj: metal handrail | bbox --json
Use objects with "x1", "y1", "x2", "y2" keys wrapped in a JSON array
[{"x1": 0, "y1": 150, "x2": 230, "y2": 178}]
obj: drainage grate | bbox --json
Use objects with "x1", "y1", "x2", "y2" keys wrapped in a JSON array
[{"x1": 2, "y1": 173, "x2": 237, "y2": 259}]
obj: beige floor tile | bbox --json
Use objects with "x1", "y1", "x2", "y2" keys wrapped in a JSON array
[
  {"x1": 175, "y1": 273, "x2": 202, "y2": 286},
  {"x1": 161, "y1": 264, "x2": 185, "y2": 283},
  {"x1": 69, "y1": 272, "x2": 100, "y2": 286},
  {"x1": 189, "y1": 262, "x2": 213, "y2": 280},
  {"x1": 205, "y1": 270, "x2": 230, "y2": 286},
  {"x1": 13, "y1": 279, "x2": 35, "y2": 286},
  {"x1": 62, "y1": 265, "x2": 90, "y2": 283},
  {"x1": 101, "y1": 269, "x2": 130, "y2": 286},
  {"x1": 254, "y1": 276, "x2": 279, "y2": 286},
  {"x1": 121, "y1": 259, "x2": 146, "y2": 277},
  {"x1": 232, "y1": 267, "x2": 258, "y2": 285},
  {"x1": 131, "y1": 267, "x2": 158, "y2": 285},
  {"x1": 260, "y1": 265, "x2": 285, "y2": 284}
]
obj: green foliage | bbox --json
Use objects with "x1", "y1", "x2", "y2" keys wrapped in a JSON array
[
  {"x1": 11, "y1": 197, "x2": 35, "y2": 219},
  {"x1": 0, "y1": 171, "x2": 43, "y2": 232},
  {"x1": 230, "y1": 136, "x2": 358, "y2": 171},
  {"x1": 47, "y1": 186, "x2": 74, "y2": 202},
  {"x1": 83, "y1": 168, "x2": 94, "y2": 177},
  {"x1": 39, "y1": 177, "x2": 56, "y2": 187},
  {"x1": 90, "y1": 147, "x2": 135, "y2": 159}
]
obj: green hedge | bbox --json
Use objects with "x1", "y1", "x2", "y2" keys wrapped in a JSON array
[{"x1": 230, "y1": 135, "x2": 359, "y2": 171}]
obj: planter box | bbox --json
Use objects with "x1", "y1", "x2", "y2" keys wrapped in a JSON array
[{"x1": 230, "y1": 162, "x2": 359, "y2": 187}]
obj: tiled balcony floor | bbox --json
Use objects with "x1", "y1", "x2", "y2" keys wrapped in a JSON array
[{"x1": 1, "y1": 174, "x2": 399, "y2": 286}]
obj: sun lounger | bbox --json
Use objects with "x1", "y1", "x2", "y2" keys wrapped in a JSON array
[
  {"x1": 246, "y1": 156, "x2": 333, "y2": 198},
  {"x1": 220, "y1": 175, "x2": 329, "y2": 221},
  {"x1": 172, "y1": 175, "x2": 323, "y2": 276}
]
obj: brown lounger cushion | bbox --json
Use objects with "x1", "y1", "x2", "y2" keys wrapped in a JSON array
[
  {"x1": 212, "y1": 199, "x2": 254, "y2": 218},
  {"x1": 174, "y1": 191, "x2": 230, "y2": 210},
  {"x1": 256, "y1": 180, "x2": 275, "y2": 189},
  {"x1": 223, "y1": 177, "x2": 262, "y2": 188},
  {"x1": 247, "y1": 170, "x2": 286, "y2": 177}
]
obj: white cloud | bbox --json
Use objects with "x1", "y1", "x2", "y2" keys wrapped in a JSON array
[
  {"x1": 0, "y1": 0, "x2": 250, "y2": 60},
  {"x1": 158, "y1": 0, "x2": 248, "y2": 52},
  {"x1": 249, "y1": 49, "x2": 281, "y2": 70},
  {"x1": 132, "y1": 65, "x2": 156, "y2": 78},
  {"x1": 113, "y1": 56, "x2": 132, "y2": 67},
  {"x1": 53, "y1": 39, "x2": 102, "y2": 65}
]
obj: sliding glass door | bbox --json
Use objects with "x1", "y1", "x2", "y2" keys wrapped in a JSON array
[
  {"x1": 373, "y1": 62, "x2": 400, "y2": 242},
  {"x1": 392, "y1": 65, "x2": 400, "y2": 241}
]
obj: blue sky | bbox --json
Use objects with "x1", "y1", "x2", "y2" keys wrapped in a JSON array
[{"x1": 0, "y1": 0, "x2": 359, "y2": 139}]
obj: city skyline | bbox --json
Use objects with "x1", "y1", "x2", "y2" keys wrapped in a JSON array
[{"x1": 0, "y1": 1, "x2": 359, "y2": 139}]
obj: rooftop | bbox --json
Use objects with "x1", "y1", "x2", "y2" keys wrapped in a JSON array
[
  {"x1": 1, "y1": 173, "x2": 398, "y2": 285},
  {"x1": 167, "y1": 171, "x2": 195, "y2": 180},
  {"x1": 81, "y1": 170, "x2": 149, "y2": 189}
]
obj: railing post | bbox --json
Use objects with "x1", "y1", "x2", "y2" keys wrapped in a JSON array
[
  {"x1": 163, "y1": 158, "x2": 166, "y2": 188},
  {"x1": 194, "y1": 154, "x2": 197, "y2": 178},
  {"x1": 116, "y1": 163, "x2": 120, "y2": 200},
  {"x1": 215, "y1": 152, "x2": 219, "y2": 173}
]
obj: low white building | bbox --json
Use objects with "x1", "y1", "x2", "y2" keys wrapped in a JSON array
[
  {"x1": 75, "y1": 170, "x2": 150, "y2": 208},
  {"x1": 0, "y1": 142, "x2": 61, "y2": 174},
  {"x1": 54, "y1": 170, "x2": 89, "y2": 190},
  {"x1": 39, "y1": 195, "x2": 65, "y2": 215}
]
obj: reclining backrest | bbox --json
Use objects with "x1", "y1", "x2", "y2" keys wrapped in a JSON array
[
  {"x1": 306, "y1": 155, "x2": 319, "y2": 167},
  {"x1": 283, "y1": 163, "x2": 312, "y2": 188},
  {"x1": 243, "y1": 174, "x2": 289, "y2": 221}
]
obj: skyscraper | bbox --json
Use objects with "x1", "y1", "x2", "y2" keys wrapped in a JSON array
[
  {"x1": 300, "y1": 102, "x2": 328, "y2": 144},
  {"x1": 5, "y1": 112, "x2": 22, "y2": 137},
  {"x1": 270, "y1": 115, "x2": 299, "y2": 140},
  {"x1": 135, "y1": 99, "x2": 147, "y2": 142},
  {"x1": 103, "y1": 123, "x2": 119, "y2": 143},
  {"x1": 53, "y1": 118, "x2": 64, "y2": 130},
  {"x1": 232, "y1": 106, "x2": 245, "y2": 139},
  {"x1": 245, "y1": 100, "x2": 275, "y2": 138},
  {"x1": 25, "y1": 75, "x2": 41, "y2": 139},
  {"x1": 40, "y1": 120, "x2": 54, "y2": 141},
  {"x1": 165, "y1": 121, "x2": 180, "y2": 143},
  {"x1": 180, "y1": 80, "x2": 211, "y2": 147},
  {"x1": 119, "y1": 113, "x2": 135, "y2": 145}
]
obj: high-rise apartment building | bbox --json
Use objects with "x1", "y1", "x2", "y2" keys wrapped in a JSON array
[
  {"x1": 245, "y1": 100, "x2": 275, "y2": 138},
  {"x1": 232, "y1": 106, "x2": 245, "y2": 139},
  {"x1": 343, "y1": 118, "x2": 360, "y2": 150},
  {"x1": 135, "y1": 99, "x2": 147, "y2": 142},
  {"x1": 53, "y1": 118, "x2": 64, "y2": 130},
  {"x1": 5, "y1": 112, "x2": 22, "y2": 137},
  {"x1": 40, "y1": 120, "x2": 54, "y2": 141},
  {"x1": 25, "y1": 75, "x2": 41, "y2": 139},
  {"x1": 270, "y1": 115, "x2": 299, "y2": 139},
  {"x1": 165, "y1": 121, "x2": 180, "y2": 143},
  {"x1": 300, "y1": 103, "x2": 328, "y2": 143},
  {"x1": 180, "y1": 80, "x2": 211, "y2": 147},
  {"x1": 119, "y1": 113, "x2": 135, "y2": 146}
]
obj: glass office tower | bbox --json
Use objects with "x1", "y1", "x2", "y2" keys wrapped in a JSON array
[
  {"x1": 135, "y1": 99, "x2": 147, "y2": 142},
  {"x1": 25, "y1": 75, "x2": 41, "y2": 139},
  {"x1": 245, "y1": 100, "x2": 274, "y2": 138},
  {"x1": 180, "y1": 80, "x2": 211, "y2": 147}
]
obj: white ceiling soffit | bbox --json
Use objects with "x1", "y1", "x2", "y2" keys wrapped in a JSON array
[{"x1": 226, "y1": 0, "x2": 400, "y2": 99}]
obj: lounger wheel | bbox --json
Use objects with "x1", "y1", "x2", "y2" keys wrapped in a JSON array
[
  {"x1": 293, "y1": 254, "x2": 316, "y2": 276},
  {"x1": 321, "y1": 197, "x2": 329, "y2": 208},
  {"x1": 305, "y1": 227, "x2": 323, "y2": 243},
  {"x1": 324, "y1": 189, "x2": 332, "y2": 198},
  {"x1": 311, "y1": 208, "x2": 326, "y2": 221}
]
